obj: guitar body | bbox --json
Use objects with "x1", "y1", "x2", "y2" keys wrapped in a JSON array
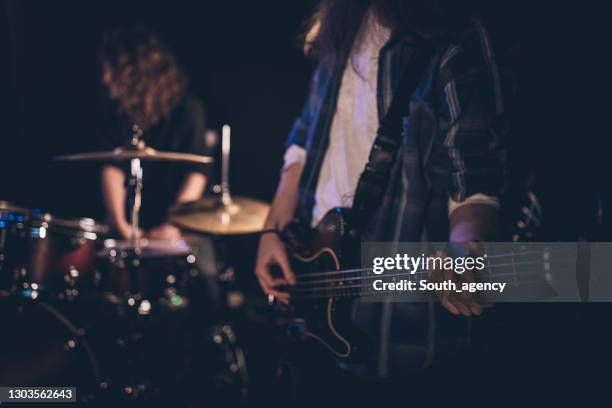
[
  {"x1": 277, "y1": 204, "x2": 562, "y2": 363},
  {"x1": 280, "y1": 208, "x2": 372, "y2": 363}
]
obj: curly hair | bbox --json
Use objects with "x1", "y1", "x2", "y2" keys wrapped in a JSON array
[{"x1": 100, "y1": 26, "x2": 188, "y2": 128}]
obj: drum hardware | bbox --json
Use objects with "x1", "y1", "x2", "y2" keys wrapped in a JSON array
[
  {"x1": 53, "y1": 125, "x2": 214, "y2": 250},
  {"x1": 210, "y1": 324, "x2": 249, "y2": 402},
  {"x1": 1, "y1": 203, "x2": 108, "y2": 299},
  {"x1": 97, "y1": 238, "x2": 198, "y2": 314},
  {"x1": 219, "y1": 265, "x2": 236, "y2": 282},
  {"x1": 51, "y1": 135, "x2": 215, "y2": 165},
  {"x1": 0, "y1": 125, "x2": 257, "y2": 404},
  {"x1": 128, "y1": 126, "x2": 144, "y2": 252},
  {"x1": 227, "y1": 290, "x2": 246, "y2": 310},
  {"x1": 217, "y1": 265, "x2": 246, "y2": 310},
  {"x1": 169, "y1": 125, "x2": 271, "y2": 235}
]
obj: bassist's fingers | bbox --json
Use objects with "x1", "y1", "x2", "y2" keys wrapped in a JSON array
[
  {"x1": 276, "y1": 255, "x2": 296, "y2": 285},
  {"x1": 259, "y1": 279, "x2": 290, "y2": 303},
  {"x1": 454, "y1": 301, "x2": 472, "y2": 316},
  {"x1": 442, "y1": 297, "x2": 460, "y2": 315},
  {"x1": 255, "y1": 264, "x2": 276, "y2": 288},
  {"x1": 256, "y1": 266, "x2": 291, "y2": 303},
  {"x1": 257, "y1": 276, "x2": 289, "y2": 297},
  {"x1": 468, "y1": 303, "x2": 483, "y2": 316},
  {"x1": 256, "y1": 264, "x2": 289, "y2": 288}
]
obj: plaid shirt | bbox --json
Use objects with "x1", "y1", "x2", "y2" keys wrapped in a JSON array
[{"x1": 287, "y1": 18, "x2": 515, "y2": 242}]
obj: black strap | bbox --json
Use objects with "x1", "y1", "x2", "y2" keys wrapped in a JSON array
[{"x1": 351, "y1": 43, "x2": 436, "y2": 233}]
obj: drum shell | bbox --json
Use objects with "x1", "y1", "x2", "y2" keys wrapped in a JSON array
[
  {"x1": 98, "y1": 251, "x2": 197, "y2": 300},
  {"x1": 0, "y1": 272, "x2": 248, "y2": 405},
  {"x1": 0, "y1": 296, "x2": 113, "y2": 401},
  {"x1": 1, "y1": 217, "x2": 102, "y2": 294}
]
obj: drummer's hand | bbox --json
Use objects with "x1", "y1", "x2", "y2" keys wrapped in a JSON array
[
  {"x1": 255, "y1": 232, "x2": 295, "y2": 304},
  {"x1": 149, "y1": 223, "x2": 182, "y2": 241},
  {"x1": 117, "y1": 221, "x2": 144, "y2": 241}
]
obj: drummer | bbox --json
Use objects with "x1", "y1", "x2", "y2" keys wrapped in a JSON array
[{"x1": 98, "y1": 26, "x2": 213, "y2": 240}]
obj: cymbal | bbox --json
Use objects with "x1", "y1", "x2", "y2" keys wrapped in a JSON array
[
  {"x1": 54, "y1": 146, "x2": 213, "y2": 164},
  {"x1": 169, "y1": 196, "x2": 270, "y2": 235}
]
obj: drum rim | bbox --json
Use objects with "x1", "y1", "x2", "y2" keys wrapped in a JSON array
[
  {"x1": 99, "y1": 238, "x2": 193, "y2": 258},
  {"x1": 45, "y1": 216, "x2": 109, "y2": 233},
  {"x1": 0, "y1": 202, "x2": 108, "y2": 235},
  {"x1": 0, "y1": 201, "x2": 34, "y2": 218},
  {"x1": 27, "y1": 214, "x2": 108, "y2": 234}
]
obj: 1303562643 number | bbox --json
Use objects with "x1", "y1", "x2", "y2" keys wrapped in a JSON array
[{"x1": 0, "y1": 387, "x2": 76, "y2": 403}]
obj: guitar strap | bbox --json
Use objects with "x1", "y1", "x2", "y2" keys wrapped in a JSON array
[{"x1": 351, "y1": 42, "x2": 436, "y2": 233}]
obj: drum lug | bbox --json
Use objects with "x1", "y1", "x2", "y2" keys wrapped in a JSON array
[
  {"x1": 68, "y1": 266, "x2": 80, "y2": 279},
  {"x1": 123, "y1": 383, "x2": 149, "y2": 399},
  {"x1": 219, "y1": 266, "x2": 236, "y2": 282},
  {"x1": 64, "y1": 338, "x2": 78, "y2": 350},
  {"x1": 63, "y1": 267, "x2": 80, "y2": 292},
  {"x1": 137, "y1": 299, "x2": 152, "y2": 315},
  {"x1": 162, "y1": 288, "x2": 188, "y2": 310},
  {"x1": 64, "y1": 288, "x2": 79, "y2": 300},
  {"x1": 227, "y1": 290, "x2": 245, "y2": 309},
  {"x1": 94, "y1": 270, "x2": 102, "y2": 285},
  {"x1": 18, "y1": 282, "x2": 40, "y2": 300}
]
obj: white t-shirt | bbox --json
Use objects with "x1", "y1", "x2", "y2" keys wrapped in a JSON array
[{"x1": 284, "y1": 14, "x2": 497, "y2": 225}]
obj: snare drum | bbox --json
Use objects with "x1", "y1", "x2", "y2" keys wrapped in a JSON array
[
  {"x1": 0, "y1": 204, "x2": 107, "y2": 298},
  {"x1": 97, "y1": 238, "x2": 199, "y2": 307}
]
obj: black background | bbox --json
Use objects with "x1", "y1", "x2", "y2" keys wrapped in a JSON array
[
  {"x1": 0, "y1": 0, "x2": 319, "y2": 219},
  {"x1": 0, "y1": 0, "x2": 609, "y2": 235},
  {"x1": 1, "y1": 1, "x2": 611, "y2": 405}
]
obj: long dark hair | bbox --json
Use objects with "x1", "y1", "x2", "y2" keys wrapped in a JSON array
[
  {"x1": 306, "y1": 0, "x2": 473, "y2": 67},
  {"x1": 100, "y1": 26, "x2": 188, "y2": 128}
]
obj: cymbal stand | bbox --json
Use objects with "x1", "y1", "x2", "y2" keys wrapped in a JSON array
[
  {"x1": 128, "y1": 125, "x2": 144, "y2": 255},
  {"x1": 221, "y1": 125, "x2": 232, "y2": 208},
  {"x1": 125, "y1": 126, "x2": 145, "y2": 299}
]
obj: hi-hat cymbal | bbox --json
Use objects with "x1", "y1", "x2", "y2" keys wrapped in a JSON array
[
  {"x1": 169, "y1": 196, "x2": 270, "y2": 235},
  {"x1": 54, "y1": 146, "x2": 213, "y2": 164}
]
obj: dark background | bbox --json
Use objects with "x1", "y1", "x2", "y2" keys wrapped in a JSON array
[
  {"x1": 0, "y1": 0, "x2": 609, "y2": 237},
  {"x1": 0, "y1": 0, "x2": 319, "y2": 219},
  {"x1": 1, "y1": 1, "x2": 611, "y2": 405}
]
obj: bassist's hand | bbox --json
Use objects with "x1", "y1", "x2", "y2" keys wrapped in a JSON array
[
  {"x1": 255, "y1": 233, "x2": 296, "y2": 304},
  {"x1": 429, "y1": 245, "x2": 493, "y2": 316}
]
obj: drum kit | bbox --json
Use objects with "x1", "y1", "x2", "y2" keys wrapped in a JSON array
[{"x1": 0, "y1": 125, "x2": 268, "y2": 405}]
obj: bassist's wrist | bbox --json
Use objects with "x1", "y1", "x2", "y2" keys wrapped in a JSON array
[{"x1": 263, "y1": 214, "x2": 292, "y2": 232}]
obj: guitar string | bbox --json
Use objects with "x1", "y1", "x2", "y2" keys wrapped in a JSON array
[
  {"x1": 292, "y1": 250, "x2": 575, "y2": 284},
  {"x1": 288, "y1": 256, "x2": 576, "y2": 289}
]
